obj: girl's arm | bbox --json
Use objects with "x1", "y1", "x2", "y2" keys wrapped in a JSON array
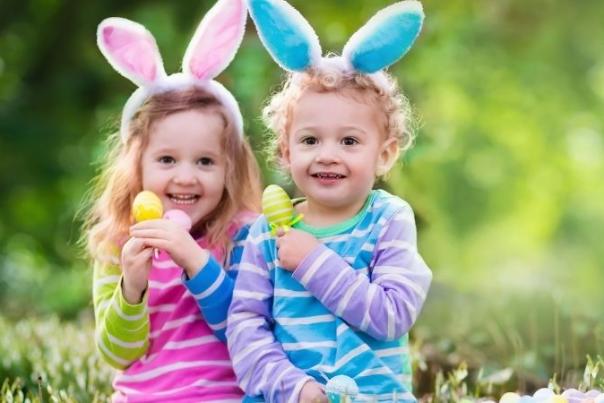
[
  {"x1": 182, "y1": 223, "x2": 252, "y2": 342},
  {"x1": 292, "y1": 205, "x2": 432, "y2": 341},
  {"x1": 227, "y1": 223, "x2": 314, "y2": 403},
  {"x1": 92, "y1": 257, "x2": 150, "y2": 370}
]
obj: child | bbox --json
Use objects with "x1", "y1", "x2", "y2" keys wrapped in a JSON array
[
  {"x1": 83, "y1": 0, "x2": 261, "y2": 400},
  {"x1": 227, "y1": 0, "x2": 432, "y2": 402}
]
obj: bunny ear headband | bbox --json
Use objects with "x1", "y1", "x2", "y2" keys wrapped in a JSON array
[
  {"x1": 246, "y1": 0, "x2": 423, "y2": 78},
  {"x1": 97, "y1": 0, "x2": 247, "y2": 143}
]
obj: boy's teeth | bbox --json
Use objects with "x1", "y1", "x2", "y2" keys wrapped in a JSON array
[{"x1": 315, "y1": 173, "x2": 343, "y2": 179}]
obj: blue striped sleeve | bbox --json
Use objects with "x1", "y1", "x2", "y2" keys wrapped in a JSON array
[{"x1": 184, "y1": 222, "x2": 253, "y2": 342}]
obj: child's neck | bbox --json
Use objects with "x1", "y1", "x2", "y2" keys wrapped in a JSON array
[{"x1": 296, "y1": 195, "x2": 369, "y2": 228}]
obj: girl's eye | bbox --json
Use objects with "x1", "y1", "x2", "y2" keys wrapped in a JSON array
[
  {"x1": 158, "y1": 156, "x2": 175, "y2": 164},
  {"x1": 198, "y1": 157, "x2": 214, "y2": 166},
  {"x1": 342, "y1": 137, "x2": 359, "y2": 146},
  {"x1": 301, "y1": 136, "x2": 318, "y2": 145}
]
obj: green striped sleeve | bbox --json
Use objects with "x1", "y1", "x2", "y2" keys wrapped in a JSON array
[{"x1": 93, "y1": 259, "x2": 149, "y2": 369}]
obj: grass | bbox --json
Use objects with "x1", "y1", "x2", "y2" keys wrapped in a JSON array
[{"x1": 0, "y1": 300, "x2": 602, "y2": 402}]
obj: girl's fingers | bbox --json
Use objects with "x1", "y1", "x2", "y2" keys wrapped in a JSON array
[{"x1": 130, "y1": 228, "x2": 168, "y2": 240}]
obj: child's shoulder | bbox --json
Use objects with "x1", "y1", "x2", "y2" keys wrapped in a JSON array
[
  {"x1": 371, "y1": 189, "x2": 414, "y2": 218},
  {"x1": 228, "y1": 210, "x2": 261, "y2": 239}
]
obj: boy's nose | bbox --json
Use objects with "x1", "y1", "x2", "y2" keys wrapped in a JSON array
[{"x1": 315, "y1": 144, "x2": 340, "y2": 164}]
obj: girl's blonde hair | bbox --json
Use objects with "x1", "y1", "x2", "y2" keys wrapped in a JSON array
[
  {"x1": 83, "y1": 87, "x2": 261, "y2": 263},
  {"x1": 263, "y1": 61, "x2": 415, "y2": 171}
]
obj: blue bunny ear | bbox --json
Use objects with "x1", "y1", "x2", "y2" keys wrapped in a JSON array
[
  {"x1": 343, "y1": 1, "x2": 424, "y2": 74},
  {"x1": 247, "y1": 0, "x2": 322, "y2": 72}
]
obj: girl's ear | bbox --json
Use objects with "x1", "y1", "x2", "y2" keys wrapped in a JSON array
[
  {"x1": 183, "y1": 0, "x2": 247, "y2": 81},
  {"x1": 247, "y1": 0, "x2": 322, "y2": 72},
  {"x1": 376, "y1": 137, "x2": 400, "y2": 176},
  {"x1": 97, "y1": 17, "x2": 166, "y2": 87},
  {"x1": 343, "y1": 1, "x2": 424, "y2": 74}
]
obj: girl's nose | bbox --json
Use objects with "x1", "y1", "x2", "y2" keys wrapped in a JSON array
[{"x1": 172, "y1": 163, "x2": 197, "y2": 184}]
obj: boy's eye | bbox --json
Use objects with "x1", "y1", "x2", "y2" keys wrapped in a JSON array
[
  {"x1": 198, "y1": 157, "x2": 214, "y2": 166},
  {"x1": 158, "y1": 156, "x2": 175, "y2": 164},
  {"x1": 301, "y1": 136, "x2": 318, "y2": 145},
  {"x1": 342, "y1": 137, "x2": 359, "y2": 146}
]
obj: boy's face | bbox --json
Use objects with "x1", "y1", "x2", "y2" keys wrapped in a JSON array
[
  {"x1": 140, "y1": 109, "x2": 226, "y2": 229},
  {"x1": 283, "y1": 89, "x2": 397, "y2": 218}
]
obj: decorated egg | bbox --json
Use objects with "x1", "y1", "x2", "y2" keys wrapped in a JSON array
[
  {"x1": 262, "y1": 185, "x2": 294, "y2": 229},
  {"x1": 326, "y1": 375, "x2": 358, "y2": 403},
  {"x1": 132, "y1": 191, "x2": 163, "y2": 222},
  {"x1": 164, "y1": 209, "x2": 192, "y2": 230},
  {"x1": 534, "y1": 388, "x2": 555, "y2": 400},
  {"x1": 500, "y1": 392, "x2": 522, "y2": 403}
]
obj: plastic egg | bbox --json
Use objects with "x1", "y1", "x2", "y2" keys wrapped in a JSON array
[
  {"x1": 549, "y1": 396, "x2": 568, "y2": 403},
  {"x1": 164, "y1": 209, "x2": 192, "y2": 230},
  {"x1": 325, "y1": 375, "x2": 359, "y2": 395},
  {"x1": 534, "y1": 388, "x2": 555, "y2": 400},
  {"x1": 262, "y1": 185, "x2": 294, "y2": 229},
  {"x1": 132, "y1": 191, "x2": 163, "y2": 222},
  {"x1": 500, "y1": 392, "x2": 521, "y2": 403},
  {"x1": 585, "y1": 390, "x2": 602, "y2": 398},
  {"x1": 561, "y1": 388, "x2": 584, "y2": 403}
]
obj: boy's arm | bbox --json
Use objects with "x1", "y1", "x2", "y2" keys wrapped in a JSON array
[
  {"x1": 227, "y1": 226, "x2": 314, "y2": 403},
  {"x1": 93, "y1": 258, "x2": 149, "y2": 369},
  {"x1": 292, "y1": 206, "x2": 432, "y2": 341},
  {"x1": 183, "y1": 223, "x2": 252, "y2": 342}
]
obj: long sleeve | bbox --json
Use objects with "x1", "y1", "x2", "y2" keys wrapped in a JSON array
[
  {"x1": 292, "y1": 206, "x2": 432, "y2": 341},
  {"x1": 227, "y1": 224, "x2": 313, "y2": 403},
  {"x1": 92, "y1": 258, "x2": 150, "y2": 370},
  {"x1": 184, "y1": 223, "x2": 252, "y2": 342}
]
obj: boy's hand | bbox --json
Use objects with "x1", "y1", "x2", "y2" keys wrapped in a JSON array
[
  {"x1": 120, "y1": 236, "x2": 153, "y2": 304},
  {"x1": 275, "y1": 229, "x2": 319, "y2": 272},
  {"x1": 299, "y1": 380, "x2": 327, "y2": 403},
  {"x1": 130, "y1": 219, "x2": 209, "y2": 278}
]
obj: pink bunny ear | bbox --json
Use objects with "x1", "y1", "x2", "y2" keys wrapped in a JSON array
[
  {"x1": 183, "y1": 0, "x2": 247, "y2": 81},
  {"x1": 97, "y1": 17, "x2": 166, "y2": 87}
]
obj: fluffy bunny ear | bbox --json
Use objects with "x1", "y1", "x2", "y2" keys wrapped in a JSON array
[
  {"x1": 247, "y1": 0, "x2": 322, "y2": 72},
  {"x1": 343, "y1": 1, "x2": 424, "y2": 74},
  {"x1": 183, "y1": 0, "x2": 247, "y2": 81},
  {"x1": 97, "y1": 17, "x2": 166, "y2": 87}
]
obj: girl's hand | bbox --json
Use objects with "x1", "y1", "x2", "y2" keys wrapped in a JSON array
[
  {"x1": 120, "y1": 236, "x2": 153, "y2": 304},
  {"x1": 276, "y1": 229, "x2": 319, "y2": 272},
  {"x1": 130, "y1": 219, "x2": 209, "y2": 278},
  {"x1": 299, "y1": 380, "x2": 327, "y2": 403}
]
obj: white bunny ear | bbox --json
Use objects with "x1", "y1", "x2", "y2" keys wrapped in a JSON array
[
  {"x1": 183, "y1": 0, "x2": 247, "y2": 81},
  {"x1": 343, "y1": 1, "x2": 424, "y2": 74},
  {"x1": 97, "y1": 17, "x2": 166, "y2": 87}
]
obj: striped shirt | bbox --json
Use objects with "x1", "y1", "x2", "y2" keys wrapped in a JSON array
[
  {"x1": 227, "y1": 191, "x2": 432, "y2": 402},
  {"x1": 93, "y1": 212, "x2": 257, "y2": 402}
]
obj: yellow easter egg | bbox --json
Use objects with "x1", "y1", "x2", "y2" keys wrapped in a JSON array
[
  {"x1": 549, "y1": 396, "x2": 568, "y2": 403},
  {"x1": 262, "y1": 185, "x2": 293, "y2": 228},
  {"x1": 132, "y1": 191, "x2": 163, "y2": 222},
  {"x1": 500, "y1": 392, "x2": 521, "y2": 403}
]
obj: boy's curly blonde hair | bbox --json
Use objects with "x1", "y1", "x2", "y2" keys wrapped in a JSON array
[{"x1": 262, "y1": 58, "x2": 415, "y2": 172}]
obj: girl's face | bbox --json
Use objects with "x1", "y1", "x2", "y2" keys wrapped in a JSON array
[
  {"x1": 283, "y1": 90, "x2": 397, "y2": 221},
  {"x1": 140, "y1": 109, "x2": 226, "y2": 229}
]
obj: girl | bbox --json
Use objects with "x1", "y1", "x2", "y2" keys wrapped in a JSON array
[
  {"x1": 227, "y1": 0, "x2": 432, "y2": 402},
  {"x1": 82, "y1": 0, "x2": 261, "y2": 400}
]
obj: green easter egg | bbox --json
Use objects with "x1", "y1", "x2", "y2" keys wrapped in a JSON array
[{"x1": 262, "y1": 185, "x2": 294, "y2": 228}]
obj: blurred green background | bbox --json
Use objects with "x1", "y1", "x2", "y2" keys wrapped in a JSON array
[{"x1": 1, "y1": 0, "x2": 603, "y2": 400}]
